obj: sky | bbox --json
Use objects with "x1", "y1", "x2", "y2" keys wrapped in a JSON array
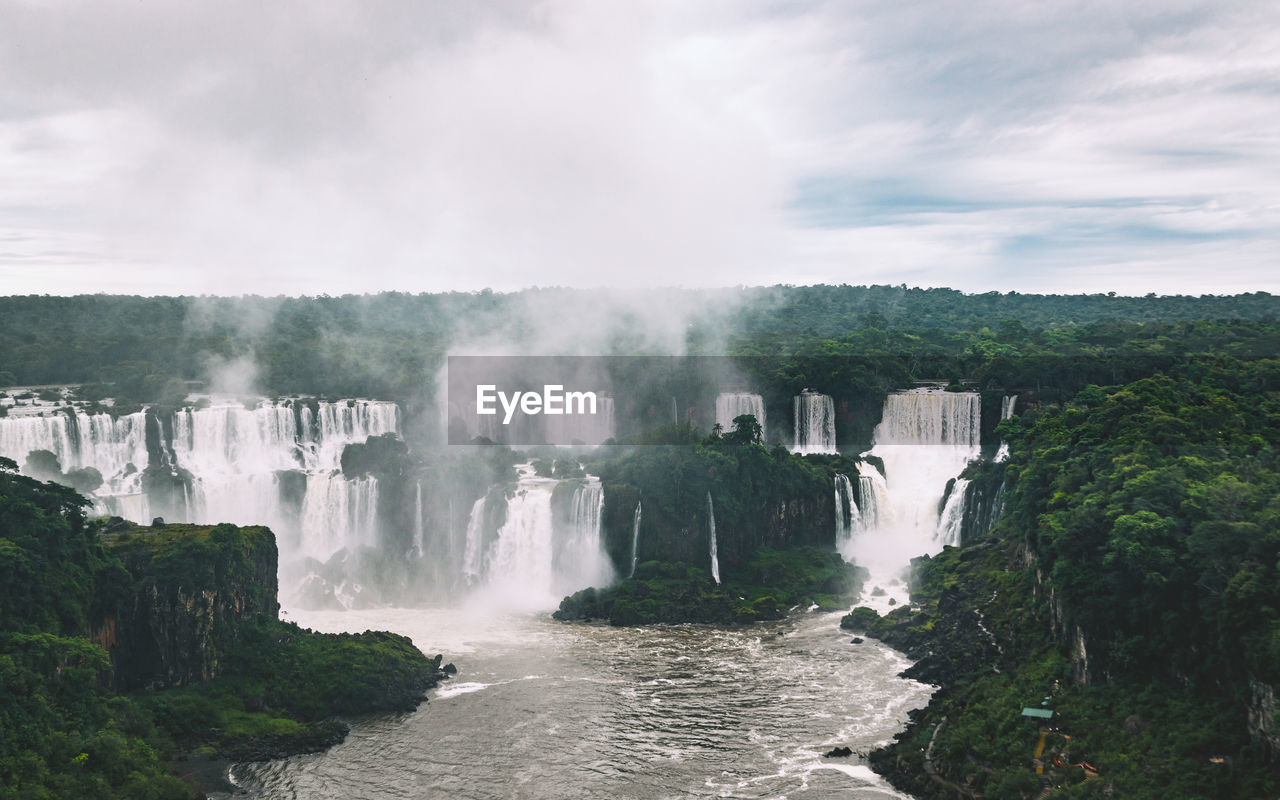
[{"x1": 1, "y1": 0, "x2": 1278, "y2": 297}]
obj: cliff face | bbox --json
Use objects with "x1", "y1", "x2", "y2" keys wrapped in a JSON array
[
  {"x1": 1248, "y1": 677, "x2": 1279, "y2": 762},
  {"x1": 600, "y1": 476, "x2": 834, "y2": 575},
  {"x1": 97, "y1": 522, "x2": 278, "y2": 690}
]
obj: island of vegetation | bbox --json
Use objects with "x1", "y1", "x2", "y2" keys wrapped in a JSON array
[{"x1": 552, "y1": 415, "x2": 866, "y2": 625}]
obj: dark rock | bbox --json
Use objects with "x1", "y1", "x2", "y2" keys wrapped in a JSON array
[
  {"x1": 104, "y1": 516, "x2": 130, "y2": 533},
  {"x1": 888, "y1": 597, "x2": 897, "y2": 606},
  {"x1": 102, "y1": 523, "x2": 279, "y2": 690},
  {"x1": 151, "y1": 517, "x2": 165, "y2": 527},
  {"x1": 851, "y1": 637, "x2": 864, "y2": 644},
  {"x1": 443, "y1": 662, "x2": 458, "y2": 675},
  {"x1": 871, "y1": 586, "x2": 886, "y2": 596},
  {"x1": 1123, "y1": 714, "x2": 1148, "y2": 738},
  {"x1": 824, "y1": 746, "x2": 853, "y2": 758},
  {"x1": 220, "y1": 719, "x2": 349, "y2": 762}
]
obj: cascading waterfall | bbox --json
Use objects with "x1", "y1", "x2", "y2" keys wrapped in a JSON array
[
  {"x1": 716, "y1": 392, "x2": 766, "y2": 439},
  {"x1": 846, "y1": 389, "x2": 980, "y2": 608},
  {"x1": 0, "y1": 399, "x2": 399, "y2": 569},
  {"x1": 707, "y1": 491, "x2": 721, "y2": 584},
  {"x1": 461, "y1": 497, "x2": 488, "y2": 584},
  {"x1": 174, "y1": 400, "x2": 396, "y2": 563},
  {"x1": 995, "y1": 394, "x2": 1018, "y2": 462},
  {"x1": 485, "y1": 471, "x2": 557, "y2": 608},
  {"x1": 792, "y1": 391, "x2": 836, "y2": 454},
  {"x1": 476, "y1": 465, "x2": 614, "y2": 609},
  {"x1": 936, "y1": 478, "x2": 970, "y2": 546},
  {"x1": 555, "y1": 480, "x2": 613, "y2": 595},
  {"x1": 629, "y1": 501, "x2": 643, "y2": 578},
  {"x1": 414, "y1": 482, "x2": 424, "y2": 556},
  {"x1": 833, "y1": 474, "x2": 859, "y2": 550},
  {"x1": 856, "y1": 461, "x2": 888, "y2": 529},
  {"x1": 542, "y1": 395, "x2": 616, "y2": 445},
  {"x1": 297, "y1": 472, "x2": 379, "y2": 563},
  {"x1": 0, "y1": 409, "x2": 149, "y2": 510}
]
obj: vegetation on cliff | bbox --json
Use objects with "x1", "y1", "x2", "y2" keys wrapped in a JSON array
[
  {"x1": 854, "y1": 372, "x2": 1280, "y2": 799},
  {"x1": 584, "y1": 419, "x2": 863, "y2": 575},
  {"x1": 555, "y1": 546, "x2": 864, "y2": 626},
  {"x1": 0, "y1": 460, "x2": 448, "y2": 798}
]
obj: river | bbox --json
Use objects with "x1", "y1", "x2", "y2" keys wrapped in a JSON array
[{"x1": 226, "y1": 605, "x2": 931, "y2": 799}]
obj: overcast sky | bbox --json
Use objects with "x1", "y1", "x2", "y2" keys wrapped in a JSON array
[{"x1": 2, "y1": 0, "x2": 1277, "y2": 296}]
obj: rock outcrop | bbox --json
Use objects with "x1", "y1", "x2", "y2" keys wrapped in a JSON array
[{"x1": 97, "y1": 522, "x2": 278, "y2": 690}]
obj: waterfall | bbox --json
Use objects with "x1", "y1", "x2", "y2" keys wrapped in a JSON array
[
  {"x1": 936, "y1": 478, "x2": 970, "y2": 546},
  {"x1": 542, "y1": 395, "x2": 616, "y2": 445},
  {"x1": 995, "y1": 394, "x2": 1018, "y2": 462},
  {"x1": 957, "y1": 477, "x2": 1009, "y2": 544},
  {"x1": 834, "y1": 474, "x2": 859, "y2": 550},
  {"x1": 485, "y1": 474, "x2": 557, "y2": 608},
  {"x1": 0, "y1": 398, "x2": 401, "y2": 578},
  {"x1": 461, "y1": 497, "x2": 488, "y2": 584},
  {"x1": 716, "y1": 392, "x2": 766, "y2": 439},
  {"x1": 792, "y1": 392, "x2": 836, "y2": 454},
  {"x1": 845, "y1": 389, "x2": 980, "y2": 609},
  {"x1": 172, "y1": 399, "x2": 395, "y2": 475},
  {"x1": 855, "y1": 461, "x2": 888, "y2": 530},
  {"x1": 297, "y1": 472, "x2": 379, "y2": 563},
  {"x1": 707, "y1": 491, "x2": 721, "y2": 584},
  {"x1": 555, "y1": 479, "x2": 613, "y2": 594},
  {"x1": 0, "y1": 409, "x2": 149, "y2": 507},
  {"x1": 414, "y1": 481, "x2": 424, "y2": 556},
  {"x1": 629, "y1": 501, "x2": 643, "y2": 578},
  {"x1": 475, "y1": 465, "x2": 613, "y2": 609},
  {"x1": 873, "y1": 391, "x2": 981, "y2": 446}
]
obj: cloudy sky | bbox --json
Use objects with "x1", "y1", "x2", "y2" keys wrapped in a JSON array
[{"x1": 2, "y1": 0, "x2": 1277, "y2": 296}]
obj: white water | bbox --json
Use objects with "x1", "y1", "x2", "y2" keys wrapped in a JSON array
[
  {"x1": 995, "y1": 394, "x2": 1018, "y2": 462},
  {"x1": 0, "y1": 399, "x2": 398, "y2": 570},
  {"x1": 848, "y1": 390, "x2": 980, "y2": 610},
  {"x1": 555, "y1": 479, "x2": 614, "y2": 596},
  {"x1": 0, "y1": 409, "x2": 149, "y2": 505},
  {"x1": 856, "y1": 461, "x2": 888, "y2": 530},
  {"x1": 792, "y1": 392, "x2": 836, "y2": 454},
  {"x1": 936, "y1": 478, "x2": 970, "y2": 546},
  {"x1": 296, "y1": 472, "x2": 380, "y2": 562},
  {"x1": 413, "y1": 482, "x2": 424, "y2": 556},
  {"x1": 707, "y1": 491, "x2": 721, "y2": 584},
  {"x1": 475, "y1": 465, "x2": 613, "y2": 610},
  {"x1": 461, "y1": 497, "x2": 488, "y2": 584},
  {"x1": 716, "y1": 392, "x2": 766, "y2": 439},
  {"x1": 484, "y1": 469, "x2": 558, "y2": 610},
  {"x1": 629, "y1": 500, "x2": 642, "y2": 577},
  {"x1": 834, "y1": 474, "x2": 859, "y2": 551},
  {"x1": 543, "y1": 395, "x2": 616, "y2": 445}
]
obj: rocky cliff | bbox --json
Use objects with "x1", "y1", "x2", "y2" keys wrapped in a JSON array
[{"x1": 96, "y1": 520, "x2": 278, "y2": 690}]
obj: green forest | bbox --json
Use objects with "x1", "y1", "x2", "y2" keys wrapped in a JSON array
[
  {"x1": 845, "y1": 369, "x2": 1280, "y2": 798},
  {"x1": 3, "y1": 286, "x2": 1280, "y2": 798},
  {"x1": 0, "y1": 459, "x2": 448, "y2": 799}
]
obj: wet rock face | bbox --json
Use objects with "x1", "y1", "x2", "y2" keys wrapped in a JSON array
[
  {"x1": 1248, "y1": 677, "x2": 1279, "y2": 761},
  {"x1": 101, "y1": 523, "x2": 279, "y2": 690}
]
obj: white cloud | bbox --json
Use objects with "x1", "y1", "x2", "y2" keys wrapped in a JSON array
[{"x1": 0, "y1": 0, "x2": 1277, "y2": 295}]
